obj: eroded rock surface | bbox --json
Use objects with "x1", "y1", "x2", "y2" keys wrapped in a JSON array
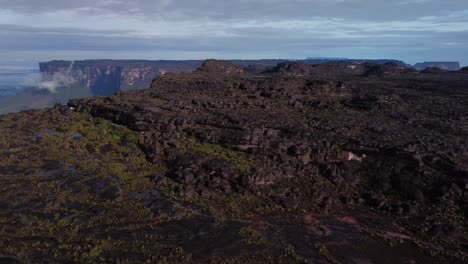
[{"x1": 1, "y1": 60, "x2": 467, "y2": 263}]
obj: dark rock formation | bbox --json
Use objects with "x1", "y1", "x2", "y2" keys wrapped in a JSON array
[
  {"x1": 421, "y1": 67, "x2": 449, "y2": 74},
  {"x1": 195, "y1": 59, "x2": 245, "y2": 75},
  {"x1": 1, "y1": 59, "x2": 467, "y2": 263},
  {"x1": 414, "y1": 61, "x2": 461, "y2": 71},
  {"x1": 363, "y1": 62, "x2": 418, "y2": 76},
  {"x1": 304, "y1": 57, "x2": 408, "y2": 66}
]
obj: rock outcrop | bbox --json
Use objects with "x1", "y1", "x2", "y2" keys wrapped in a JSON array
[
  {"x1": 195, "y1": 59, "x2": 245, "y2": 75},
  {"x1": 414, "y1": 61, "x2": 461, "y2": 71},
  {"x1": 363, "y1": 62, "x2": 418, "y2": 76},
  {"x1": 421, "y1": 67, "x2": 449, "y2": 73}
]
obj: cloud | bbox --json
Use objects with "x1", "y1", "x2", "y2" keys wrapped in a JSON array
[
  {"x1": 38, "y1": 72, "x2": 76, "y2": 93},
  {"x1": 397, "y1": 0, "x2": 432, "y2": 5},
  {"x1": 38, "y1": 62, "x2": 76, "y2": 93},
  {"x1": 0, "y1": 1, "x2": 467, "y2": 65},
  {"x1": 1, "y1": 0, "x2": 467, "y2": 21}
]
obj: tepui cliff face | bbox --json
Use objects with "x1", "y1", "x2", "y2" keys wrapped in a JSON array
[{"x1": 39, "y1": 60, "x2": 204, "y2": 95}]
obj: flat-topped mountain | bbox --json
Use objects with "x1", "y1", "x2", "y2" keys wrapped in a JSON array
[
  {"x1": 1, "y1": 60, "x2": 467, "y2": 263},
  {"x1": 304, "y1": 57, "x2": 408, "y2": 66},
  {"x1": 39, "y1": 60, "x2": 204, "y2": 95}
]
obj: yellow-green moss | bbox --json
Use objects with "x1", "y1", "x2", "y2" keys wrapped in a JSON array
[
  {"x1": 0, "y1": 110, "x2": 192, "y2": 262},
  {"x1": 189, "y1": 142, "x2": 256, "y2": 172},
  {"x1": 191, "y1": 192, "x2": 282, "y2": 220},
  {"x1": 239, "y1": 226, "x2": 265, "y2": 246}
]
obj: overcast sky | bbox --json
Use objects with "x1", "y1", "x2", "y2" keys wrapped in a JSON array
[{"x1": 0, "y1": 0, "x2": 467, "y2": 65}]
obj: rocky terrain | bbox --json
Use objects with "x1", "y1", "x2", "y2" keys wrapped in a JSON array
[
  {"x1": 0, "y1": 59, "x2": 467, "y2": 263},
  {"x1": 414, "y1": 61, "x2": 461, "y2": 71}
]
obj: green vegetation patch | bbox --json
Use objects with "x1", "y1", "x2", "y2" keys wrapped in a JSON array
[
  {"x1": 189, "y1": 142, "x2": 256, "y2": 172},
  {"x1": 239, "y1": 226, "x2": 265, "y2": 246},
  {"x1": 0, "y1": 109, "x2": 193, "y2": 262},
  {"x1": 191, "y1": 192, "x2": 282, "y2": 220}
]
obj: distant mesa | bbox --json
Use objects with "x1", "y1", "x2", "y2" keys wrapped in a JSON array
[
  {"x1": 39, "y1": 60, "x2": 203, "y2": 96},
  {"x1": 414, "y1": 61, "x2": 460, "y2": 71},
  {"x1": 304, "y1": 58, "x2": 463, "y2": 72},
  {"x1": 306, "y1": 56, "x2": 349, "y2": 60},
  {"x1": 304, "y1": 57, "x2": 408, "y2": 66}
]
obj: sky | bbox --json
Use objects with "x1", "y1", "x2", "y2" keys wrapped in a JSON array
[{"x1": 0, "y1": 0, "x2": 467, "y2": 66}]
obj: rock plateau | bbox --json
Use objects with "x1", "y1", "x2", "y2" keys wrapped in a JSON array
[{"x1": 0, "y1": 60, "x2": 467, "y2": 263}]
